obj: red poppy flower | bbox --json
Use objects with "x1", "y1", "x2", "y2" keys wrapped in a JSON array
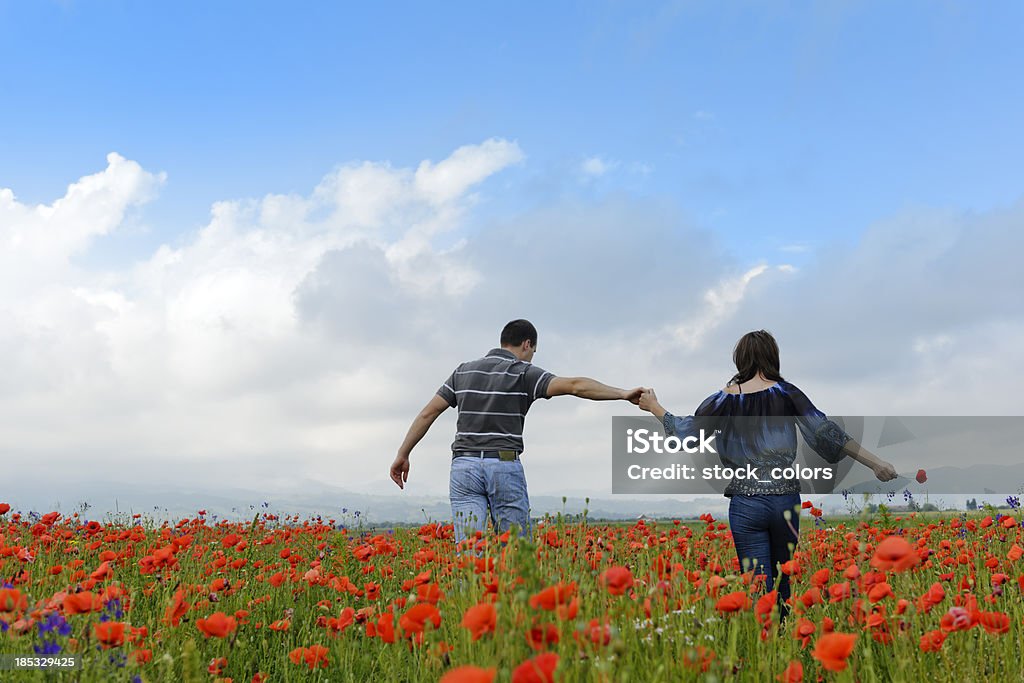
[
  {"x1": 94, "y1": 621, "x2": 126, "y2": 649},
  {"x1": 512, "y1": 653, "x2": 559, "y2": 683},
  {"x1": 919, "y1": 629, "x2": 946, "y2": 652},
  {"x1": 63, "y1": 591, "x2": 102, "y2": 615},
  {"x1": 578, "y1": 617, "x2": 611, "y2": 646},
  {"x1": 915, "y1": 469, "x2": 927, "y2": 483},
  {"x1": 461, "y1": 603, "x2": 497, "y2": 641},
  {"x1": 777, "y1": 660, "x2": 803, "y2": 682},
  {"x1": 715, "y1": 591, "x2": 752, "y2": 613},
  {"x1": 867, "y1": 582, "x2": 894, "y2": 603},
  {"x1": 599, "y1": 566, "x2": 634, "y2": 596},
  {"x1": 399, "y1": 603, "x2": 441, "y2": 636},
  {"x1": 0, "y1": 588, "x2": 26, "y2": 614},
  {"x1": 163, "y1": 589, "x2": 190, "y2": 626},
  {"x1": 288, "y1": 645, "x2": 329, "y2": 670},
  {"x1": 978, "y1": 611, "x2": 1010, "y2": 635},
  {"x1": 870, "y1": 536, "x2": 920, "y2": 572},
  {"x1": 416, "y1": 582, "x2": 444, "y2": 604},
  {"x1": 828, "y1": 582, "x2": 851, "y2": 603},
  {"x1": 792, "y1": 618, "x2": 816, "y2": 649},
  {"x1": 207, "y1": 657, "x2": 227, "y2": 676},
  {"x1": 369, "y1": 611, "x2": 396, "y2": 644},
  {"x1": 526, "y1": 623, "x2": 560, "y2": 651},
  {"x1": 939, "y1": 606, "x2": 974, "y2": 632},
  {"x1": 440, "y1": 666, "x2": 497, "y2": 683},
  {"x1": 811, "y1": 632, "x2": 857, "y2": 672},
  {"x1": 555, "y1": 597, "x2": 579, "y2": 622},
  {"x1": 196, "y1": 612, "x2": 238, "y2": 638},
  {"x1": 529, "y1": 582, "x2": 576, "y2": 611},
  {"x1": 755, "y1": 590, "x2": 778, "y2": 625},
  {"x1": 917, "y1": 582, "x2": 945, "y2": 613}
]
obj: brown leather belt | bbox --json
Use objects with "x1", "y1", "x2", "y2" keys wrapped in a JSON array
[{"x1": 452, "y1": 450, "x2": 521, "y2": 461}]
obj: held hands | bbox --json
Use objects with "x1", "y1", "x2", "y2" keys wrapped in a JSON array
[
  {"x1": 634, "y1": 387, "x2": 659, "y2": 413},
  {"x1": 390, "y1": 454, "x2": 410, "y2": 489},
  {"x1": 622, "y1": 387, "x2": 644, "y2": 405},
  {"x1": 637, "y1": 388, "x2": 668, "y2": 420}
]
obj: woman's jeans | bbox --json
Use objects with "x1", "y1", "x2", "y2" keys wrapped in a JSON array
[
  {"x1": 450, "y1": 456, "x2": 531, "y2": 545},
  {"x1": 728, "y1": 493, "x2": 801, "y2": 621}
]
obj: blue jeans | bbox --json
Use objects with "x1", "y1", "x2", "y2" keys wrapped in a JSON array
[
  {"x1": 449, "y1": 456, "x2": 531, "y2": 545},
  {"x1": 728, "y1": 493, "x2": 801, "y2": 620}
]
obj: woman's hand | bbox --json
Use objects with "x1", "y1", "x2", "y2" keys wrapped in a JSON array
[
  {"x1": 638, "y1": 388, "x2": 666, "y2": 418},
  {"x1": 872, "y1": 460, "x2": 898, "y2": 482}
]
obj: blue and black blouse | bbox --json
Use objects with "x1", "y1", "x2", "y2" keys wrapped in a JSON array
[{"x1": 661, "y1": 381, "x2": 853, "y2": 496}]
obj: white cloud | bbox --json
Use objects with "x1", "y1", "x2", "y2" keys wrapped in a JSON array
[
  {"x1": 414, "y1": 138, "x2": 524, "y2": 205},
  {"x1": 1, "y1": 144, "x2": 1022, "y2": 510},
  {"x1": 1, "y1": 152, "x2": 164, "y2": 290},
  {"x1": 669, "y1": 264, "x2": 793, "y2": 350},
  {"x1": 0, "y1": 141, "x2": 522, "y2": 487},
  {"x1": 580, "y1": 156, "x2": 617, "y2": 177}
]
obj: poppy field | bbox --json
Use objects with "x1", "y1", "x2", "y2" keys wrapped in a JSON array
[{"x1": 1, "y1": 500, "x2": 1024, "y2": 682}]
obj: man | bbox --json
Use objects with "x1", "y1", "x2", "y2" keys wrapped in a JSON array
[{"x1": 389, "y1": 319, "x2": 642, "y2": 545}]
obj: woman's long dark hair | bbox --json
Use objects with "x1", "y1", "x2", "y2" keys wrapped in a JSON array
[{"x1": 728, "y1": 330, "x2": 785, "y2": 386}]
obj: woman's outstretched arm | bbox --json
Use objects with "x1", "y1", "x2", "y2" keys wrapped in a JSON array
[
  {"x1": 638, "y1": 388, "x2": 703, "y2": 438},
  {"x1": 840, "y1": 440, "x2": 898, "y2": 481},
  {"x1": 789, "y1": 384, "x2": 898, "y2": 482}
]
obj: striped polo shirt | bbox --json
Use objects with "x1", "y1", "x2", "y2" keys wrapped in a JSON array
[{"x1": 437, "y1": 348, "x2": 555, "y2": 453}]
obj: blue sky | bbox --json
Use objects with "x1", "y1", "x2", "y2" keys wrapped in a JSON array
[
  {"x1": 2, "y1": 1, "x2": 1024, "y2": 508},
  {"x1": 3, "y1": 1, "x2": 1022, "y2": 264}
]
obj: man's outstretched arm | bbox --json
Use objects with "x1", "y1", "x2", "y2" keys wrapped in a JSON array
[
  {"x1": 390, "y1": 394, "x2": 451, "y2": 489},
  {"x1": 546, "y1": 377, "x2": 643, "y2": 403}
]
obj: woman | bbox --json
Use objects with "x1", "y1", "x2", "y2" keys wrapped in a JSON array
[{"x1": 638, "y1": 330, "x2": 897, "y2": 621}]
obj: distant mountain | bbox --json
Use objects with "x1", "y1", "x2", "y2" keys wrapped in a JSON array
[
  {"x1": 835, "y1": 464, "x2": 1024, "y2": 496},
  {"x1": 6, "y1": 465, "x2": 1019, "y2": 526},
  {"x1": 5, "y1": 475, "x2": 731, "y2": 524}
]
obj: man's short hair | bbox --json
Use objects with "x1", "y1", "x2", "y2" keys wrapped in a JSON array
[{"x1": 500, "y1": 319, "x2": 538, "y2": 347}]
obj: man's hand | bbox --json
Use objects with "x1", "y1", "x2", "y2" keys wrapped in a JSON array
[
  {"x1": 390, "y1": 455, "x2": 410, "y2": 489},
  {"x1": 623, "y1": 387, "x2": 644, "y2": 404},
  {"x1": 391, "y1": 394, "x2": 449, "y2": 491},
  {"x1": 872, "y1": 460, "x2": 898, "y2": 482}
]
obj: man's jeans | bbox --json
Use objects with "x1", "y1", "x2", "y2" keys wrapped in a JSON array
[
  {"x1": 450, "y1": 456, "x2": 531, "y2": 545},
  {"x1": 728, "y1": 493, "x2": 801, "y2": 620}
]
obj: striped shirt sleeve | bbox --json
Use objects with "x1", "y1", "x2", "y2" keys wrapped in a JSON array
[
  {"x1": 523, "y1": 364, "x2": 555, "y2": 402},
  {"x1": 437, "y1": 368, "x2": 458, "y2": 407}
]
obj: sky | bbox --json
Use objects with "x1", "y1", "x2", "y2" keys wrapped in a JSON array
[{"x1": 1, "y1": 1, "x2": 1023, "y2": 513}]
